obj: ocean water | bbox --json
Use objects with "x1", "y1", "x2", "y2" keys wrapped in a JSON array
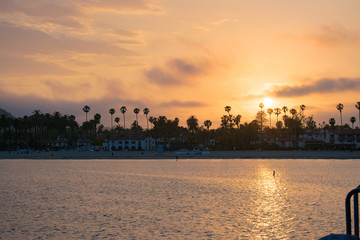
[{"x1": 1, "y1": 159, "x2": 360, "y2": 240}]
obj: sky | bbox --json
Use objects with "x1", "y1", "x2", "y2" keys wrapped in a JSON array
[{"x1": 1, "y1": 0, "x2": 360, "y2": 129}]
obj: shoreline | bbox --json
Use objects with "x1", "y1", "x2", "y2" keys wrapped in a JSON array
[{"x1": 1, "y1": 150, "x2": 360, "y2": 160}]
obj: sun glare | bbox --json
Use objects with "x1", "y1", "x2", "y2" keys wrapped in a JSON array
[{"x1": 263, "y1": 98, "x2": 273, "y2": 108}]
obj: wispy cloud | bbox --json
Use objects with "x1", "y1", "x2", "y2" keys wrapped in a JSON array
[
  {"x1": 159, "y1": 100, "x2": 207, "y2": 108},
  {"x1": 83, "y1": 0, "x2": 163, "y2": 13},
  {"x1": 0, "y1": 54, "x2": 76, "y2": 76},
  {"x1": 145, "y1": 68, "x2": 181, "y2": 85},
  {"x1": 144, "y1": 58, "x2": 212, "y2": 86},
  {"x1": 169, "y1": 59, "x2": 203, "y2": 75},
  {"x1": 0, "y1": 22, "x2": 137, "y2": 56},
  {"x1": 282, "y1": 24, "x2": 360, "y2": 47},
  {"x1": 271, "y1": 78, "x2": 360, "y2": 97},
  {"x1": 0, "y1": 0, "x2": 84, "y2": 28},
  {"x1": 0, "y1": 88, "x2": 148, "y2": 119},
  {"x1": 309, "y1": 24, "x2": 360, "y2": 47}
]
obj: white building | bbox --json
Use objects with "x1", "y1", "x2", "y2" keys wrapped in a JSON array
[{"x1": 103, "y1": 137, "x2": 156, "y2": 151}]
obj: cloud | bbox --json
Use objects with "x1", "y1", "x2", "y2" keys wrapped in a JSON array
[
  {"x1": 0, "y1": 88, "x2": 147, "y2": 120},
  {"x1": 169, "y1": 59, "x2": 202, "y2": 75},
  {"x1": 41, "y1": 79, "x2": 92, "y2": 99},
  {"x1": 0, "y1": 54, "x2": 76, "y2": 76},
  {"x1": 112, "y1": 29, "x2": 139, "y2": 37},
  {"x1": 83, "y1": 0, "x2": 163, "y2": 13},
  {"x1": 159, "y1": 100, "x2": 207, "y2": 108},
  {"x1": 0, "y1": 0, "x2": 84, "y2": 28},
  {"x1": 283, "y1": 24, "x2": 360, "y2": 47},
  {"x1": 144, "y1": 58, "x2": 211, "y2": 86},
  {"x1": 145, "y1": 68, "x2": 181, "y2": 85},
  {"x1": 311, "y1": 24, "x2": 360, "y2": 47},
  {"x1": 0, "y1": 22, "x2": 137, "y2": 56},
  {"x1": 0, "y1": 0, "x2": 162, "y2": 29},
  {"x1": 272, "y1": 78, "x2": 360, "y2": 97}
]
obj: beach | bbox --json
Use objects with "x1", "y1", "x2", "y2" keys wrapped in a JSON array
[{"x1": 1, "y1": 150, "x2": 360, "y2": 160}]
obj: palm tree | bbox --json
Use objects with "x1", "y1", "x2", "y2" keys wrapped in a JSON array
[
  {"x1": 259, "y1": 102, "x2": 264, "y2": 130},
  {"x1": 143, "y1": 108, "x2": 150, "y2": 130},
  {"x1": 329, "y1": 118, "x2": 336, "y2": 128},
  {"x1": 82, "y1": 105, "x2": 90, "y2": 122},
  {"x1": 225, "y1": 106, "x2": 231, "y2": 115},
  {"x1": 204, "y1": 120, "x2": 212, "y2": 130},
  {"x1": 267, "y1": 108, "x2": 273, "y2": 127},
  {"x1": 187, "y1": 115, "x2": 199, "y2": 133},
  {"x1": 355, "y1": 102, "x2": 360, "y2": 128},
  {"x1": 300, "y1": 104, "x2": 306, "y2": 126},
  {"x1": 289, "y1": 108, "x2": 297, "y2": 118},
  {"x1": 350, "y1": 116, "x2": 356, "y2": 129},
  {"x1": 336, "y1": 103, "x2": 344, "y2": 126},
  {"x1": 114, "y1": 117, "x2": 120, "y2": 126},
  {"x1": 114, "y1": 117, "x2": 120, "y2": 134},
  {"x1": 274, "y1": 108, "x2": 281, "y2": 124},
  {"x1": 94, "y1": 113, "x2": 101, "y2": 133},
  {"x1": 300, "y1": 104, "x2": 306, "y2": 112},
  {"x1": 149, "y1": 116, "x2": 154, "y2": 129},
  {"x1": 133, "y1": 108, "x2": 140, "y2": 125},
  {"x1": 282, "y1": 106, "x2": 288, "y2": 117},
  {"x1": 221, "y1": 115, "x2": 230, "y2": 129},
  {"x1": 234, "y1": 115, "x2": 242, "y2": 128},
  {"x1": 329, "y1": 118, "x2": 336, "y2": 146},
  {"x1": 109, "y1": 108, "x2": 115, "y2": 130},
  {"x1": 120, "y1": 106, "x2": 127, "y2": 129}
]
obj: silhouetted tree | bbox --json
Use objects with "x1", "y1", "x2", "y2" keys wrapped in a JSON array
[
  {"x1": 259, "y1": 103, "x2": 264, "y2": 130},
  {"x1": 133, "y1": 108, "x2": 140, "y2": 125},
  {"x1": 114, "y1": 117, "x2": 120, "y2": 126},
  {"x1": 204, "y1": 120, "x2": 212, "y2": 130},
  {"x1": 234, "y1": 115, "x2": 241, "y2": 128},
  {"x1": 120, "y1": 106, "x2": 127, "y2": 129},
  {"x1": 336, "y1": 103, "x2": 344, "y2": 126},
  {"x1": 109, "y1": 108, "x2": 115, "y2": 130},
  {"x1": 355, "y1": 102, "x2": 360, "y2": 128},
  {"x1": 186, "y1": 115, "x2": 199, "y2": 133},
  {"x1": 83, "y1": 105, "x2": 90, "y2": 122},
  {"x1": 224, "y1": 106, "x2": 231, "y2": 115},
  {"x1": 282, "y1": 106, "x2": 288, "y2": 117},
  {"x1": 306, "y1": 115, "x2": 316, "y2": 129},
  {"x1": 94, "y1": 113, "x2": 101, "y2": 136},
  {"x1": 274, "y1": 108, "x2": 281, "y2": 124},
  {"x1": 149, "y1": 116, "x2": 154, "y2": 129},
  {"x1": 143, "y1": 108, "x2": 150, "y2": 130},
  {"x1": 267, "y1": 108, "x2": 273, "y2": 128},
  {"x1": 300, "y1": 104, "x2": 306, "y2": 127},
  {"x1": 350, "y1": 116, "x2": 356, "y2": 129}
]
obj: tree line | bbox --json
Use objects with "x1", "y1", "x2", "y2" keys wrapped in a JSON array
[{"x1": 1, "y1": 101, "x2": 360, "y2": 151}]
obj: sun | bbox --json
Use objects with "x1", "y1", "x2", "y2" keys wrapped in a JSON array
[{"x1": 263, "y1": 97, "x2": 273, "y2": 108}]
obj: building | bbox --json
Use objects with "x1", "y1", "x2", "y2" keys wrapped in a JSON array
[{"x1": 103, "y1": 137, "x2": 156, "y2": 151}]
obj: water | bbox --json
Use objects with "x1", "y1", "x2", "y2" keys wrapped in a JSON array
[{"x1": 1, "y1": 159, "x2": 360, "y2": 239}]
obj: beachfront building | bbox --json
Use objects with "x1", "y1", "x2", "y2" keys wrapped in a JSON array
[
  {"x1": 103, "y1": 137, "x2": 156, "y2": 151},
  {"x1": 262, "y1": 128, "x2": 360, "y2": 150},
  {"x1": 77, "y1": 138, "x2": 93, "y2": 151},
  {"x1": 48, "y1": 136, "x2": 70, "y2": 150}
]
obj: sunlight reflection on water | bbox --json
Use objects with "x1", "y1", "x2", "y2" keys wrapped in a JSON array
[{"x1": 1, "y1": 159, "x2": 360, "y2": 239}]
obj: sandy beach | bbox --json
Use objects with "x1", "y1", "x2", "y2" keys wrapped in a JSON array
[{"x1": 1, "y1": 150, "x2": 360, "y2": 160}]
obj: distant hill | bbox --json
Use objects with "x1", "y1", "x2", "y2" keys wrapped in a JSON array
[{"x1": 0, "y1": 108, "x2": 15, "y2": 118}]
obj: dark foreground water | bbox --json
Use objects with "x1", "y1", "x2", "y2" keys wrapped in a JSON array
[{"x1": 1, "y1": 159, "x2": 360, "y2": 239}]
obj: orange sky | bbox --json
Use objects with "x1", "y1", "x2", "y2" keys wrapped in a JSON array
[{"x1": 1, "y1": 0, "x2": 360, "y2": 128}]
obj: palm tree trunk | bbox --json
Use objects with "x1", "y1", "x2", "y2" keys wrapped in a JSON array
[
  {"x1": 123, "y1": 114, "x2": 126, "y2": 129},
  {"x1": 340, "y1": 112, "x2": 343, "y2": 126}
]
